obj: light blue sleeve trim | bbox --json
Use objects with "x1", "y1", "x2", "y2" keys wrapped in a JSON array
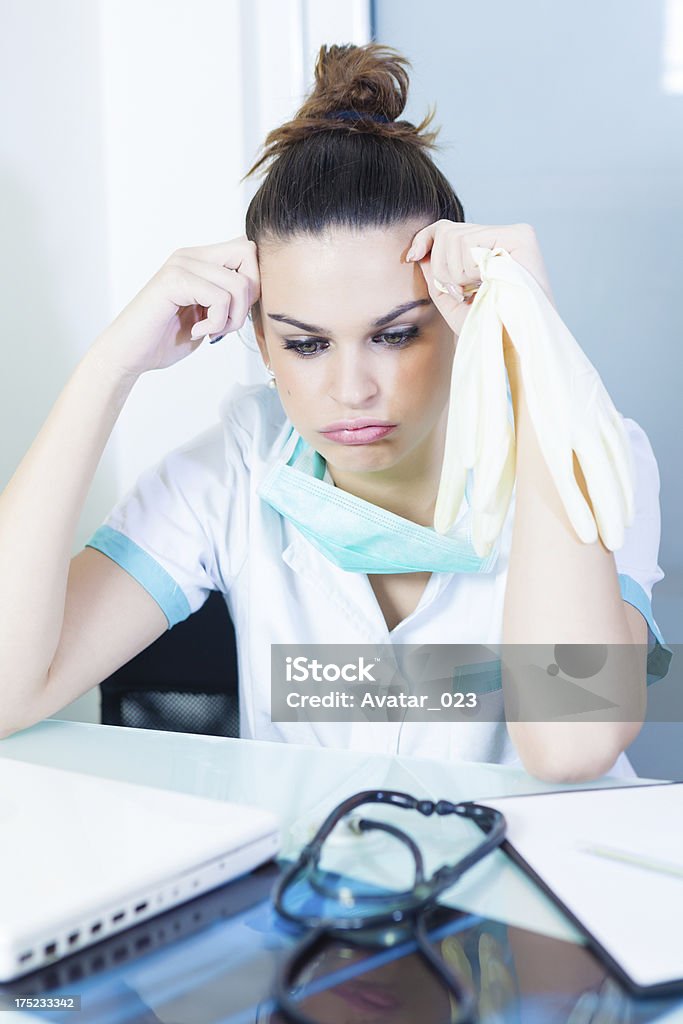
[
  {"x1": 85, "y1": 525, "x2": 190, "y2": 629},
  {"x1": 449, "y1": 571, "x2": 673, "y2": 695},
  {"x1": 618, "y1": 573, "x2": 673, "y2": 686}
]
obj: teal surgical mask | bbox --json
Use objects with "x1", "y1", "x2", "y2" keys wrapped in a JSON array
[{"x1": 257, "y1": 428, "x2": 502, "y2": 574}]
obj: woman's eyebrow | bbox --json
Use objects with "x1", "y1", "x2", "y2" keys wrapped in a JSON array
[{"x1": 267, "y1": 299, "x2": 431, "y2": 334}]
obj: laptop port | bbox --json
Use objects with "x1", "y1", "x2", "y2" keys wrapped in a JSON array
[
  {"x1": 134, "y1": 901, "x2": 148, "y2": 913},
  {"x1": 44, "y1": 942, "x2": 57, "y2": 956},
  {"x1": 112, "y1": 911, "x2": 125, "y2": 923},
  {"x1": 90, "y1": 922, "x2": 102, "y2": 934},
  {"x1": 68, "y1": 932, "x2": 79, "y2": 945}
]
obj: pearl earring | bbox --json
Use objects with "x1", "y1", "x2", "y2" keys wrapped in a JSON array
[{"x1": 266, "y1": 364, "x2": 277, "y2": 390}]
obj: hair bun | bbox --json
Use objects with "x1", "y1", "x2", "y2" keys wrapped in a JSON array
[
  {"x1": 244, "y1": 43, "x2": 440, "y2": 180},
  {"x1": 310, "y1": 42, "x2": 409, "y2": 122}
]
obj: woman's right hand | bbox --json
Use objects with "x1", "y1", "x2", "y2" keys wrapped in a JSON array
[{"x1": 91, "y1": 236, "x2": 261, "y2": 379}]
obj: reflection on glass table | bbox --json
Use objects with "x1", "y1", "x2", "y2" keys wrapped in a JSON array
[{"x1": 1, "y1": 856, "x2": 680, "y2": 1024}]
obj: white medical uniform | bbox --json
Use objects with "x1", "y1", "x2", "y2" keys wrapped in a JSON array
[{"x1": 86, "y1": 384, "x2": 671, "y2": 777}]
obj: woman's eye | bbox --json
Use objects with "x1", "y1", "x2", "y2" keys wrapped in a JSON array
[
  {"x1": 377, "y1": 327, "x2": 420, "y2": 346},
  {"x1": 283, "y1": 339, "x2": 325, "y2": 358},
  {"x1": 282, "y1": 327, "x2": 420, "y2": 359}
]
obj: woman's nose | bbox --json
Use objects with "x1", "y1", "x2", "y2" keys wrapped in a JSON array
[{"x1": 328, "y1": 348, "x2": 380, "y2": 407}]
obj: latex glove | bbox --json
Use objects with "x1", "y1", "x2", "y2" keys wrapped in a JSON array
[
  {"x1": 432, "y1": 265, "x2": 516, "y2": 558},
  {"x1": 434, "y1": 247, "x2": 635, "y2": 555}
]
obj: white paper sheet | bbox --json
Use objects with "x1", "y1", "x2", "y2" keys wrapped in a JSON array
[{"x1": 481, "y1": 784, "x2": 683, "y2": 990}]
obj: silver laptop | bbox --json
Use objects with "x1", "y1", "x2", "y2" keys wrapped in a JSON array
[{"x1": 0, "y1": 758, "x2": 280, "y2": 981}]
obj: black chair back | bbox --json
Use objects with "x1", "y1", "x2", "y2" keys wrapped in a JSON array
[{"x1": 99, "y1": 591, "x2": 239, "y2": 737}]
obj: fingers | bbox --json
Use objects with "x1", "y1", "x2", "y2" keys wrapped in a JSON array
[
  {"x1": 405, "y1": 221, "x2": 438, "y2": 263},
  {"x1": 472, "y1": 435, "x2": 516, "y2": 558},
  {"x1": 470, "y1": 325, "x2": 515, "y2": 550},
  {"x1": 412, "y1": 239, "x2": 484, "y2": 341},
  {"x1": 169, "y1": 253, "x2": 247, "y2": 307},
  {"x1": 409, "y1": 220, "x2": 490, "y2": 264},
  {"x1": 163, "y1": 252, "x2": 253, "y2": 339},
  {"x1": 600, "y1": 406, "x2": 636, "y2": 527},
  {"x1": 157, "y1": 265, "x2": 240, "y2": 339},
  {"x1": 433, "y1": 377, "x2": 468, "y2": 532},
  {"x1": 433, "y1": 305, "x2": 485, "y2": 533},
  {"x1": 433, "y1": 453, "x2": 468, "y2": 534},
  {"x1": 408, "y1": 221, "x2": 498, "y2": 293},
  {"x1": 463, "y1": 313, "x2": 515, "y2": 556},
  {"x1": 171, "y1": 237, "x2": 261, "y2": 308},
  {"x1": 408, "y1": 221, "x2": 555, "y2": 310},
  {"x1": 554, "y1": 451, "x2": 600, "y2": 546},
  {"x1": 574, "y1": 431, "x2": 626, "y2": 552},
  {"x1": 505, "y1": 316, "x2": 601, "y2": 547}
]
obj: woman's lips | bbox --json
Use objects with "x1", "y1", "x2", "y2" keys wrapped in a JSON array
[
  {"x1": 335, "y1": 979, "x2": 401, "y2": 1013},
  {"x1": 319, "y1": 424, "x2": 397, "y2": 445}
]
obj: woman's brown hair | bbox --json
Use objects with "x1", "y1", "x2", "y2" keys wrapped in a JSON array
[{"x1": 241, "y1": 42, "x2": 465, "y2": 324}]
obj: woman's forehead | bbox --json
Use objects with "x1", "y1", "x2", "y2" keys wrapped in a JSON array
[
  {"x1": 258, "y1": 224, "x2": 426, "y2": 300},
  {"x1": 259, "y1": 221, "x2": 426, "y2": 267}
]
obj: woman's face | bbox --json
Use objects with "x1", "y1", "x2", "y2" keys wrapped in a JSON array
[{"x1": 253, "y1": 222, "x2": 455, "y2": 480}]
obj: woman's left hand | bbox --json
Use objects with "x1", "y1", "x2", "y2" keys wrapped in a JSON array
[
  {"x1": 406, "y1": 221, "x2": 556, "y2": 342},
  {"x1": 413, "y1": 220, "x2": 635, "y2": 554}
]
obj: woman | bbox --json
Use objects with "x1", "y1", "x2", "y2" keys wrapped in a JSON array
[{"x1": 0, "y1": 44, "x2": 668, "y2": 780}]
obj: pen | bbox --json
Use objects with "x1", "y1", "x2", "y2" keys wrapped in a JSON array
[{"x1": 580, "y1": 843, "x2": 683, "y2": 880}]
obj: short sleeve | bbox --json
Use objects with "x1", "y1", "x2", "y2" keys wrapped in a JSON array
[
  {"x1": 85, "y1": 421, "x2": 248, "y2": 629},
  {"x1": 614, "y1": 417, "x2": 673, "y2": 686}
]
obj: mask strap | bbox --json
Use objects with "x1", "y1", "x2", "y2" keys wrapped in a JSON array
[
  {"x1": 311, "y1": 450, "x2": 326, "y2": 480},
  {"x1": 286, "y1": 434, "x2": 328, "y2": 482}
]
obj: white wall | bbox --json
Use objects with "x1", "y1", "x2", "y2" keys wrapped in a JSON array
[
  {"x1": 0, "y1": 0, "x2": 370, "y2": 725},
  {"x1": 373, "y1": 0, "x2": 683, "y2": 778},
  {"x1": 373, "y1": 0, "x2": 683, "y2": 620}
]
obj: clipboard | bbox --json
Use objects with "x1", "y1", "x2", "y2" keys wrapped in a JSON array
[{"x1": 476, "y1": 782, "x2": 683, "y2": 997}]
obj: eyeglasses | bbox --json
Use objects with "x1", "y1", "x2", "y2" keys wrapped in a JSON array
[{"x1": 271, "y1": 789, "x2": 506, "y2": 1024}]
